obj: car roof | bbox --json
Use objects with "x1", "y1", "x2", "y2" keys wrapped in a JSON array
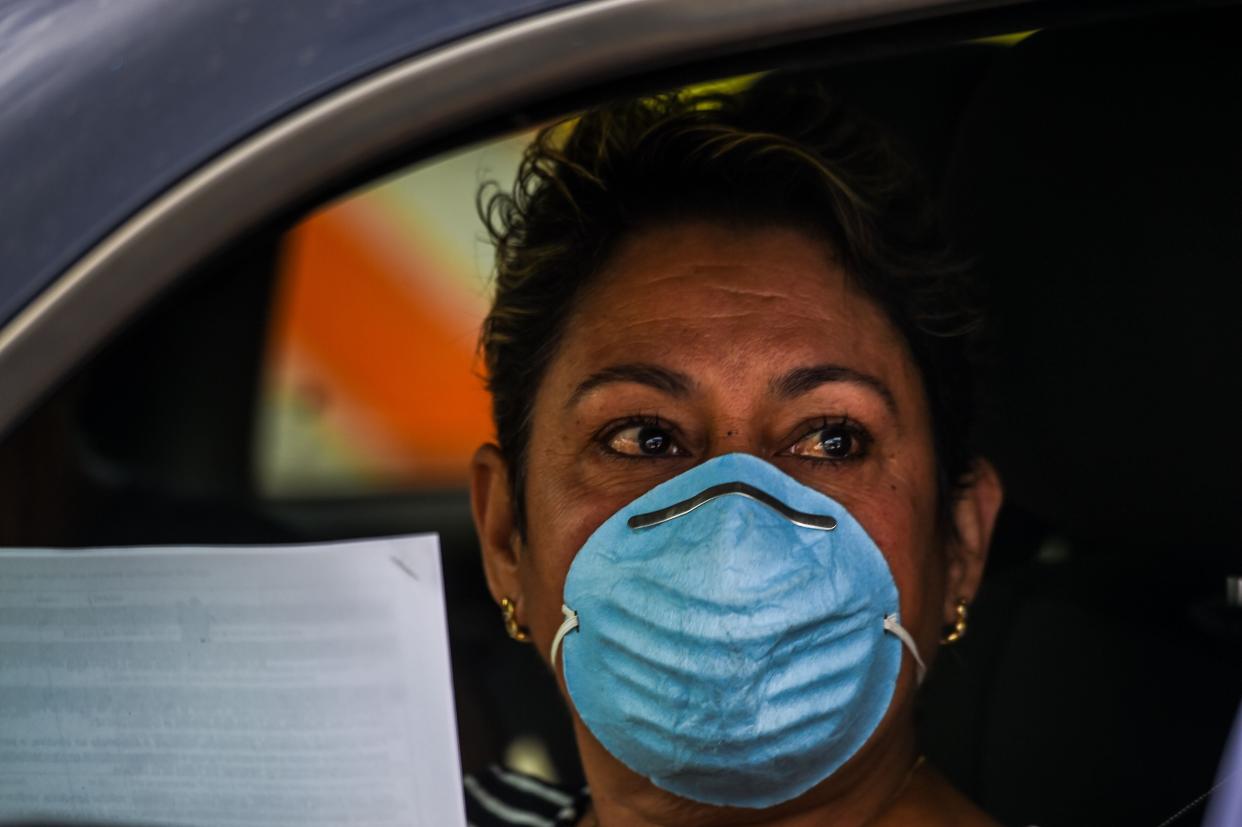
[{"x1": 0, "y1": 0, "x2": 568, "y2": 327}]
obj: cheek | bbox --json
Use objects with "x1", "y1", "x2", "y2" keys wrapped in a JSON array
[
  {"x1": 518, "y1": 461, "x2": 631, "y2": 647},
  {"x1": 848, "y1": 465, "x2": 943, "y2": 648}
]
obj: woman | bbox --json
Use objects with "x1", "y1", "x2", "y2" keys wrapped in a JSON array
[{"x1": 467, "y1": 78, "x2": 1004, "y2": 826}]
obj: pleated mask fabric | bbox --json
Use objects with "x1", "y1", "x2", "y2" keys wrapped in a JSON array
[{"x1": 554, "y1": 453, "x2": 912, "y2": 808}]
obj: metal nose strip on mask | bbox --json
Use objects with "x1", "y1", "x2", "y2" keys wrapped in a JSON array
[{"x1": 627, "y1": 482, "x2": 838, "y2": 531}]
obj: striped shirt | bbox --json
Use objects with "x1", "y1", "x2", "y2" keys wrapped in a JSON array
[{"x1": 464, "y1": 765, "x2": 591, "y2": 826}]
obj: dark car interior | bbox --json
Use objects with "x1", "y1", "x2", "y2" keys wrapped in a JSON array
[{"x1": 1, "y1": 4, "x2": 1239, "y2": 826}]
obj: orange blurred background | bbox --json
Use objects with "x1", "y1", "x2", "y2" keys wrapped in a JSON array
[{"x1": 256, "y1": 133, "x2": 529, "y2": 496}]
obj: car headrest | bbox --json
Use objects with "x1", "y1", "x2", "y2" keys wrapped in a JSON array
[{"x1": 946, "y1": 9, "x2": 1242, "y2": 548}]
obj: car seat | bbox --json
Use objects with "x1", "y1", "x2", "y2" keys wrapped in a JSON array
[{"x1": 918, "y1": 8, "x2": 1242, "y2": 826}]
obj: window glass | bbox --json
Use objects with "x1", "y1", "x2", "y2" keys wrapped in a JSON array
[
  {"x1": 255, "y1": 134, "x2": 532, "y2": 496},
  {"x1": 255, "y1": 74, "x2": 758, "y2": 498}
]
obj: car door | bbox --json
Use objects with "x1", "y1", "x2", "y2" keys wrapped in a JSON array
[{"x1": 1, "y1": 2, "x2": 1238, "y2": 825}]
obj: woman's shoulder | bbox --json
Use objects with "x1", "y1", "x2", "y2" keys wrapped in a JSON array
[{"x1": 463, "y1": 764, "x2": 589, "y2": 826}]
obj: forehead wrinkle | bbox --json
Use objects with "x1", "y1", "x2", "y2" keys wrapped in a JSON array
[
  {"x1": 667, "y1": 270, "x2": 813, "y2": 299},
  {"x1": 579, "y1": 312, "x2": 877, "y2": 359},
  {"x1": 591, "y1": 289, "x2": 861, "y2": 327},
  {"x1": 589, "y1": 272, "x2": 866, "y2": 330},
  {"x1": 607, "y1": 267, "x2": 831, "y2": 303}
]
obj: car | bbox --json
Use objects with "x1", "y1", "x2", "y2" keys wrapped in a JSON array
[{"x1": 1, "y1": 1, "x2": 1239, "y2": 824}]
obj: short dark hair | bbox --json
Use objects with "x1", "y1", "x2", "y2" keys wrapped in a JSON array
[{"x1": 479, "y1": 77, "x2": 980, "y2": 537}]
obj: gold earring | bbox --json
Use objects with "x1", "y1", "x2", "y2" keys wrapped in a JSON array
[
  {"x1": 500, "y1": 597, "x2": 530, "y2": 643},
  {"x1": 941, "y1": 598, "x2": 969, "y2": 645}
]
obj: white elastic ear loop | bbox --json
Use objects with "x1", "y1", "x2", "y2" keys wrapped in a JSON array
[
  {"x1": 549, "y1": 604, "x2": 579, "y2": 670},
  {"x1": 883, "y1": 613, "x2": 927, "y2": 685}
]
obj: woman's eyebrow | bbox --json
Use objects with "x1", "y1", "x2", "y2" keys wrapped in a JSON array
[
  {"x1": 568, "y1": 363, "x2": 693, "y2": 408},
  {"x1": 772, "y1": 364, "x2": 898, "y2": 415}
]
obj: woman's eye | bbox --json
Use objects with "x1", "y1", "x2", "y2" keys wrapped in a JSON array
[
  {"x1": 786, "y1": 422, "x2": 869, "y2": 461},
  {"x1": 606, "y1": 424, "x2": 685, "y2": 457}
]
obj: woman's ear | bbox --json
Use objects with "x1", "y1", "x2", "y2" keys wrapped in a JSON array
[
  {"x1": 470, "y1": 443, "x2": 525, "y2": 614},
  {"x1": 943, "y1": 458, "x2": 1004, "y2": 621}
]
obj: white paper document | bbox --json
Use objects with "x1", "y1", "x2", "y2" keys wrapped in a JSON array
[{"x1": 0, "y1": 535, "x2": 466, "y2": 827}]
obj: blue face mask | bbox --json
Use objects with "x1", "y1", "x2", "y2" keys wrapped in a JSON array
[{"x1": 549, "y1": 453, "x2": 926, "y2": 809}]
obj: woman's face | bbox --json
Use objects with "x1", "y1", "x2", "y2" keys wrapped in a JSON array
[{"x1": 473, "y1": 220, "x2": 999, "y2": 806}]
